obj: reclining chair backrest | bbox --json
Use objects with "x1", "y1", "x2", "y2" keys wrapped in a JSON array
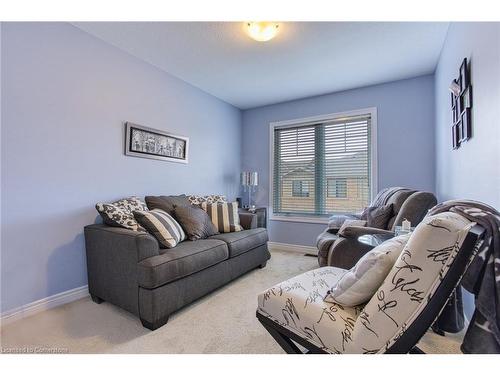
[
  {"x1": 343, "y1": 212, "x2": 484, "y2": 354},
  {"x1": 367, "y1": 188, "x2": 437, "y2": 231},
  {"x1": 383, "y1": 189, "x2": 415, "y2": 229},
  {"x1": 387, "y1": 191, "x2": 438, "y2": 231}
]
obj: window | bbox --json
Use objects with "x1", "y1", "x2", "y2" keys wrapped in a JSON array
[
  {"x1": 292, "y1": 180, "x2": 310, "y2": 197},
  {"x1": 327, "y1": 178, "x2": 347, "y2": 198},
  {"x1": 271, "y1": 109, "x2": 376, "y2": 220}
]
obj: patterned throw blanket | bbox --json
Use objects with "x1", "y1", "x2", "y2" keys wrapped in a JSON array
[{"x1": 428, "y1": 200, "x2": 500, "y2": 353}]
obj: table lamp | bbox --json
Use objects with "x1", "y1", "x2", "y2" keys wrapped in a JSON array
[{"x1": 241, "y1": 171, "x2": 258, "y2": 211}]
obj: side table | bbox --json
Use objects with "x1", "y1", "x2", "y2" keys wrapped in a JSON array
[
  {"x1": 357, "y1": 233, "x2": 395, "y2": 249},
  {"x1": 240, "y1": 207, "x2": 267, "y2": 228}
]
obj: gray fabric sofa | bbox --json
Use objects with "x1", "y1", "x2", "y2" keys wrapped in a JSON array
[
  {"x1": 84, "y1": 212, "x2": 270, "y2": 330},
  {"x1": 316, "y1": 187, "x2": 437, "y2": 269}
]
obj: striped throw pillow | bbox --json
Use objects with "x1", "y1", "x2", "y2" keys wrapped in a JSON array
[
  {"x1": 201, "y1": 201, "x2": 243, "y2": 233},
  {"x1": 133, "y1": 209, "x2": 186, "y2": 248}
]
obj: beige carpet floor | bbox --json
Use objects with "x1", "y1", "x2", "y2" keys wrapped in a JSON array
[{"x1": 0, "y1": 250, "x2": 464, "y2": 354}]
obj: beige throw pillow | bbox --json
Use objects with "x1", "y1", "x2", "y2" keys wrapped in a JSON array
[
  {"x1": 324, "y1": 233, "x2": 411, "y2": 306},
  {"x1": 134, "y1": 209, "x2": 186, "y2": 248},
  {"x1": 201, "y1": 201, "x2": 243, "y2": 233}
]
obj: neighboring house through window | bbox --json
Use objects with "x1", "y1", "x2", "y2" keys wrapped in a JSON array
[
  {"x1": 292, "y1": 180, "x2": 310, "y2": 197},
  {"x1": 327, "y1": 178, "x2": 347, "y2": 198},
  {"x1": 271, "y1": 108, "x2": 377, "y2": 221}
]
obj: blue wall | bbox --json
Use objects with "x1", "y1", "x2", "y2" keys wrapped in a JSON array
[
  {"x1": 242, "y1": 75, "x2": 436, "y2": 246},
  {"x1": 435, "y1": 22, "x2": 500, "y2": 209},
  {"x1": 434, "y1": 23, "x2": 500, "y2": 319},
  {"x1": 0, "y1": 23, "x2": 242, "y2": 313},
  {"x1": 4, "y1": 21, "x2": 497, "y2": 314}
]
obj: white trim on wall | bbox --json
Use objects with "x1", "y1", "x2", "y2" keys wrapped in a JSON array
[
  {"x1": 267, "y1": 241, "x2": 318, "y2": 256},
  {"x1": 269, "y1": 215, "x2": 329, "y2": 224},
  {"x1": 0, "y1": 285, "x2": 89, "y2": 326},
  {"x1": 0, "y1": 245, "x2": 318, "y2": 327},
  {"x1": 268, "y1": 107, "x2": 378, "y2": 224}
]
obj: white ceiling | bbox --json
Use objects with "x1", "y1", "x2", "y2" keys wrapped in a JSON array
[{"x1": 74, "y1": 22, "x2": 449, "y2": 109}]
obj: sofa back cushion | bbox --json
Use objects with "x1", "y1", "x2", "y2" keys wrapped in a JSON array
[
  {"x1": 145, "y1": 195, "x2": 190, "y2": 215},
  {"x1": 134, "y1": 209, "x2": 186, "y2": 248},
  {"x1": 173, "y1": 204, "x2": 219, "y2": 240},
  {"x1": 96, "y1": 196, "x2": 148, "y2": 231},
  {"x1": 344, "y1": 212, "x2": 474, "y2": 353}
]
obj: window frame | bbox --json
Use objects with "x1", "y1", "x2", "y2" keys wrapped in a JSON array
[{"x1": 269, "y1": 107, "x2": 378, "y2": 224}]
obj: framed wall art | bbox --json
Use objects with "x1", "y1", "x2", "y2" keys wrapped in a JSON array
[
  {"x1": 449, "y1": 58, "x2": 473, "y2": 149},
  {"x1": 124, "y1": 122, "x2": 189, "y2": 164}
]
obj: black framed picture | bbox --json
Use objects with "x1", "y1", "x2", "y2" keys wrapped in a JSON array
[
  {"x1": 452, "y1": 125, "x2": 458, "y2": 149},
  {"x1": 459, "y1": 58, "x2": 469, "y2": 92},
  {"x1": 124, "y1": 122, "x2": 189, "y2": 164},
  {"x1": 450, "y1": 57, "x2": 472, "y2": 149},
  {"x1": 461, "y1": 85, "x2": 472, "y2": 110},
  {"x1": 461, "y1": 108, "x2": 471, "y2": 142}
]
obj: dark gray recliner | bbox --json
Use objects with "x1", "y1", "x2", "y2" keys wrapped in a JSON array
[{"x1": 316, "y1": 187, "x2": 437, "y2": 269}]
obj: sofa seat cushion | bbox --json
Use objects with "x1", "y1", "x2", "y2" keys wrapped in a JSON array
[
  {"x1": 257, "y1": 267, "x2": 363, "y2": 354},
  {"x1": 138, "y1": 239, "x2": 229, "y2": 288},
  {"x1": 210, "y1": 228, "x2": 268, "y2": 258}
]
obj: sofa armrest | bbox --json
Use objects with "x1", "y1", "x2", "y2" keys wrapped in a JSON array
[
  {"x1": 84, "y1": 224, "x2": 160, "y2": 315},
  {"x1": 339, "y1": 225, "x2": 394, "y2": 238},
  {"x1": 84, "y1": 224, "x2": 160, "y2": 262},
  {"x1": 239, "y1": 212, "x2": 257, "y2": 230}
]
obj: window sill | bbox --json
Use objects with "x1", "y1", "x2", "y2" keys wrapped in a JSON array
[{"x1": 269, "y1": 215, "x2": 329, "y2": 225}]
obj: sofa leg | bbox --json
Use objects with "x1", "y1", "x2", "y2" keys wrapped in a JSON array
[
  {"x1": 141, "y1": 316, "x2": 169, "y2": 331},
  {"x1": 258, "y1": 261, "x2": 267, "y2": 269},
  {"x1": 90, "y1": 294, "x2": 104, "y2": 304}
]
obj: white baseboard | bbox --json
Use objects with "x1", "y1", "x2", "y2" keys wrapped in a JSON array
[
  {"x1": 1, "y1": 285, "x2": 89, "y2": 326},
  {"x1": 268, "y1": 241, "x2": 317, "y2": 256},
  {"x1": 0, "y1": 243, "x2": 316, "y2": 325}
]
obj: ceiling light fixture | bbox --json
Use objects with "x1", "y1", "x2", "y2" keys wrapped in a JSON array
[{"x1": 245, "y1": 22, "x2": 280, "y2": 42}]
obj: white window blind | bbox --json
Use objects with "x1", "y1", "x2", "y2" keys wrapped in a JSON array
[{"x1": 273, "y1": 113, "x2": 372, "y2": 217}]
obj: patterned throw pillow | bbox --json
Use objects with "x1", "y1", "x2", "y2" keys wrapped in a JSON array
[
  {"x1": 187, "y1": 194, "x2": 227, "y2": 205},
  {"x1": 133, "y1": 209, "x2": 186, "y2": 248},
  {"x1": 96, "y1": 196, "x2": 148, "y2": 231},
  {"x1": 201, "y1": 201, "x2": 243, "y2": 233}
]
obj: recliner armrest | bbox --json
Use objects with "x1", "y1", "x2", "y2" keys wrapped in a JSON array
[
  {"x1": 239, "y1": 212, "x2": 257, "y2": 230},
  {"x1": 339, "y1": 225, "x2": 394, "y2": 238}
]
